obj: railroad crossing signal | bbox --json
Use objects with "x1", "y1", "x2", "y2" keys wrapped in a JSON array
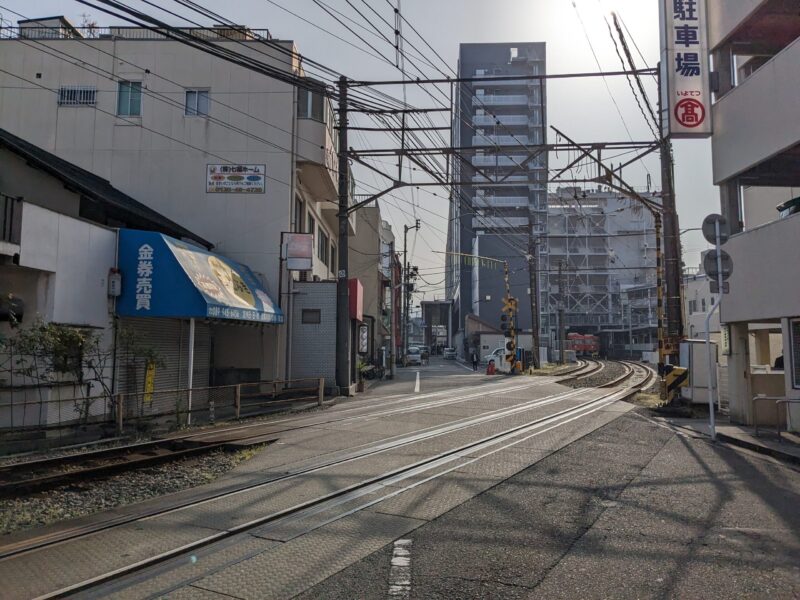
[
  {"x1": 501, "y1": 296, "x2": 518, "y2": 314},
  {"x1": 505, "y1": 337, "x2": 516, "y2": 363}
]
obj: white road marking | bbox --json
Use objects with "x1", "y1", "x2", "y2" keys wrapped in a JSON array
[
  {"x1": 387, "y1": 539, "x2": 413, "y2": 598},
  {"x1": 455, "y1": 360, "x2": 477, "y2": 373},
  {"x1": 414, "y1": 371, "x2": 420, "y2": 393}
]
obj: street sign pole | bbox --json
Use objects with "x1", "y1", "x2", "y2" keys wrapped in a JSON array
[{"x1": 701, "y1": 213, "x2": 731, "y2": 442}]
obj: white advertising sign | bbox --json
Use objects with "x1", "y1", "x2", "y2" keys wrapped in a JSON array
[
  {"x1": 206, "y1": 164, "x2": 266, "y2": 193},
  {"x1": 282, "y1": 232, "x2": 314, "y2": 271},
  {"x1": 660, "y1": 0, "x2": 712, "y2": 138}
]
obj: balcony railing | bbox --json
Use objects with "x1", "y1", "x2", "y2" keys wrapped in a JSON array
[
  {"x1": 2, "y1": 25, "x2": 273, "y2": 41},
  {"x1": 472, "y1": 216, "x2": 529, "y2": 229},
  {"x1": 472, "y1": 94, "x2": 529, "y2": 106},
  {"x1": 473, "y1": 196, "x2": 529, "y2": 208},
  {"x1": 472, "y1": 114, "x2": 530, "y2": 127}
]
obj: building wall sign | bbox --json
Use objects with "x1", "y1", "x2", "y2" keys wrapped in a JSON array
[
  {"x1": 660, "y1": 0, "x2": 712, "y2": 138},
  {"x1": 282, "y1": 232, "x2": 313, "y2": 272},
  {"x1": 206, "y1": 164, "x2": 266, "y2": 193}
]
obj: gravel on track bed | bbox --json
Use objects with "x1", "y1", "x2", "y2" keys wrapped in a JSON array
[
  {"x1": 564, "y1": 360, "x2": 629, "y2": 389},
  {"x1": 0, "y1": 445, "x2": 264, "y2": 536}
]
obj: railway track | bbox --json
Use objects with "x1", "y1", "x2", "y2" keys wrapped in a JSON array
[
  {"x1": 1, "y1": 376, "x2": 655, "y2": 600},
  {"x1": 0, "y1": 378, "x2": 561, "y2": 499},
  {"x1": 555, "y1": 358, "x2": 603, "y2": 382}
]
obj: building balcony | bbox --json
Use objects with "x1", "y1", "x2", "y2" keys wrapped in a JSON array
[
  {"x1": 472, "y1": 134, "x2": 533, "y2": 147},
  {"x1": 472, "y1": 114, "x2": 530, "y2": 127},
  {"x1": 721, "y1": 213, "x2": 800, "y2": 323},
  {"x1": 472, "y1": 94, "x2": 529, "y2": 107},
  {"x1": 472, "y1": 216, "x2": 529, "y2": 229},
  {"x1": 473, "y1": 195, "x2": 529, "y2": 208},
  {"x1": 471, "y1": 155, "x2": 545, "y2": 168},
  {"x1": 712, "y1": 38, "x2": 800, "y2": 185},
  {"x1": 297, "y1": 117, "x2": 338, "y2": 198},
  {"x1": 471, "y1": 174, "x2": 530, "y2": 184}
]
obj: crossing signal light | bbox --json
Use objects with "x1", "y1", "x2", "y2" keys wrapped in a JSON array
[{"x1": 501, "y1": 296, "x2": 518, "y2": 314}]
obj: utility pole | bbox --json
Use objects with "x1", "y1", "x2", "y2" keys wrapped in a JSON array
[
  {"x1": 558, "y1": 259, "x2": 566, "y2": 365},
  {"x1": 336, "y1": 76, "x2": 350, "y2": 395},
  {"x1": 527, "y1": 227, "x2": 541, "y2": 369},
  {"x1": 402, "y1": 219, "x2": 420, "y2": 358},
  {"x1": 657, "y1": 65, "x2": 685, "y2": 357}
]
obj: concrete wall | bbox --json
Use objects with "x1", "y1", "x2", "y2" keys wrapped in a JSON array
[
  {"x1": 17, "y1": 202, "x2": 116, "y2": 328},
  {"x1": 742, "y1": 186, "x2": 799, "y2": 229},
  {"x1": 0, "y1": 148, "x2": 80, "y2": 218},
  {"x1": 707, "y1": 0, "x2": 768, "y2": 49},
  {"x1": 289, "y1": 281, "x2": 336, "y2": 387},
  {"x1": 711, "y1": 38, "x2": 800, "y2": 183},
  {"x1": 721, "y1": 212, "x2": 800, "y2": 323}
]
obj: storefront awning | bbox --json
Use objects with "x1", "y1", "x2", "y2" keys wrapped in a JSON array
[{"x1": 117, "y1": 229, "x2": 283, "y2": 324}]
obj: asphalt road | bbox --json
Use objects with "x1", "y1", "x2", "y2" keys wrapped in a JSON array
[{"x1": 300, "y1": 411, "x2": 800, "y2": 599}]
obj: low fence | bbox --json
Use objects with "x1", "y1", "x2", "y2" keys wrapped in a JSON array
[{"x1": 0, "y1": 378, "x2": 324, "y2": 445}]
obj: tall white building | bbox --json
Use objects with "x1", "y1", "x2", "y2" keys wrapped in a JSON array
[
  {"x1": 706, "y1": 1, "x2": 800, "y2": 429},
  {"x1": 546, "y1": 187, "x2": 658, "y2": 358},
  {"x1": 0, "y1": 17, "x2": 351, "y2": 385}
]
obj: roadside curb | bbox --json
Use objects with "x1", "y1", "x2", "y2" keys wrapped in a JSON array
[{"x1": 716, "y1": 431, "x2": 800, "y2": 466}]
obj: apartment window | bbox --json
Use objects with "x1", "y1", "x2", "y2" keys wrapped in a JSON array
[
  {"x1": 301, "y1": 309, "x2": 321, "y2": 324},
  {"x1": 701, "y1": 298, "x2": 707, "y2": 312},
  {"x1": 185, "y1": 89, "x2": 210, "y2": 116},
  {"x1": 58, "y1": 85, "x2": 97, "y2": 106},
  {"x1": 318, "y1": 230, "x2": 329, "y2": 264},
  {"x1": 117, "y1": 81, "x2": 142, "y2": 116},
  {"x1": 298, "y1": 87, "x2": 324, "y2": 121},
  {"x1": 688, "y1": 300, "x2": 697, "y2": 314},
  {"x1": 307, "y1": 214, "x2": 316, "y2": 239}
]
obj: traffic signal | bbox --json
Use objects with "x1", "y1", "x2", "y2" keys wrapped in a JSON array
[
  {"x1": 500, "y1": 313, "x2": 509, "y2": 331},
  {"x1": 504, "y1": 337, "x2": 516, "y2": 363}
]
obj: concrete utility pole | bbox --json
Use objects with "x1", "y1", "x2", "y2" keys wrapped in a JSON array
[
  {"x1": 558, "y1": 260, "x2": 566, "y2": 365},
  {"x1": 402, "y1": 220, "x2": 420, "y2": 357},
  {"x1": 336, "y1": 76, "x2": 351, "y2": 395},
  {"x1": 527, "y1": 227, "x2": 541, "y2": 369},
  {"x1": 657, "y1": 66, "x2": 685, "y2": 353}
]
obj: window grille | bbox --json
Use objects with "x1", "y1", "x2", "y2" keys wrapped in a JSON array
[{"x1": 58, "y1": 86, "x2": 97, "y2": 106}]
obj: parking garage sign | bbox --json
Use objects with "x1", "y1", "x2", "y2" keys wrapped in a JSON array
[{"x1": 660, "y1": 0, "x2": 712, "y2": 138}]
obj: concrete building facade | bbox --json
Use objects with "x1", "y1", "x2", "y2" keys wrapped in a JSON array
[
  {"x1": 446, "y1": 42, "x2": 547, "y2": 359},
  {"x1": 706, "y1": 1, "x2": 800, "y2": 430},
  {"x1": 546, "y1": 187, "x2": 658, "y2": 359},
  {"x1": 0, "y1": 17, "x2": 351, "y2": 384}
]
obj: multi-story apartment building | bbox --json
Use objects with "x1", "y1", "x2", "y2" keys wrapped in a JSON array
[
  {"x1": 0, "y1": 16, "x2": 356, "y2": 387},
  {"x1": 446, "y1": 42, "x2": 547, "y2": 358},
  {"x1": 706, "y1": 1, "x2": 800, "y2": 429},
  {"x1": 546, "y1": 187, "x2": 658, "y2": 358}
]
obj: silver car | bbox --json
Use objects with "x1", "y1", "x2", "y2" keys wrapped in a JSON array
[
  {"x1": 406, "y1": 346, "x2": 421, "y2": 366},
  {"x1": 443, "y1": 347, "x2": 457, "y2": 359}
]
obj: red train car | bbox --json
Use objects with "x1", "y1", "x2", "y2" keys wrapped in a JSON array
[{"x1": 566, "y1": 333, "x2": 600, "y2": 356}]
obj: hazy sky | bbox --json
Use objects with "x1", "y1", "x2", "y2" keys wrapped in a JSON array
[{"x1": 1, "y1": 0, "x2": 718, "y2": 297}]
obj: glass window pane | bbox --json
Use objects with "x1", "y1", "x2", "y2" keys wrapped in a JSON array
[
  {"x1": 129, "y1": 82, "x2": 142, "y2": 116},
  {"x1": 118, "y1": 82, "x2": 130, "y2": 115},
  {"x1": 198, "y1": 91, "x2": 210, "y2": 116},
  {"x1": 297, "y1": 88, "x2": 309, "y2": 117},
  {"x1": 185, "y1": 90, "x2": 197, "y2": 115},
  {"x1": 311, "y1": 92, "x2": 324, "y2": 121}
]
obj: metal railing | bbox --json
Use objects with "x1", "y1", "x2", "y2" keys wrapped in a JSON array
[
  {"x1": 753, "y1": 396, "x2": 800, "y2": 442},
  {"x1": 0, "y1": 378, "x2": 325, "y2": 439},
  {"x1": 1, "y1": 26, "x2": 272, "y2": 41}
]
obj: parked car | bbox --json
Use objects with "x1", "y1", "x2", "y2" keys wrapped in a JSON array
[
  {"x1": 483, "y1": 347, "x2": 505, "y2": 365},
  {"x1": 443, "y1": 347, "x2": 457, "y2": 360},
  {"x1": 406, "y1": 346, "x2": 422, "y2": 366}
]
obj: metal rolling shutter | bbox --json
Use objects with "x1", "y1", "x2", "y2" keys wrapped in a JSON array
[{"x1": 117, "y1": 317, "x2": 210, "y2": 395}]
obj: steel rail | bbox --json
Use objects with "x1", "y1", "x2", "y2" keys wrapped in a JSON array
[
  {"x1": 0, "y1": 384, "x2": 586, "y2": 560},
  {"x1": 32, "y1": 385, "x2": 644, "y2": 600}
]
